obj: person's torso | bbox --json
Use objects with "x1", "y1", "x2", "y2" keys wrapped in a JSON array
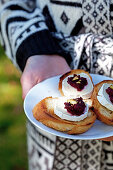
[{"x1": 37, "y1": 0, "x2": 113, "y2": 36}]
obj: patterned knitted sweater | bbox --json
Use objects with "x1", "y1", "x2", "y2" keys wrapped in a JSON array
[
  {"x1": 0, "y1": 0, "x2": 113, "y2": 71},
  {"x1": 1, "y1": 2, "x2": 113, "y2": 170}
]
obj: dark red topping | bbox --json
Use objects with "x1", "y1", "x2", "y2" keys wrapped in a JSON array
[
  {"x1": 64, "y1": 97, "x2": 86, "y2": 116},
  {"x1": 67, "y1": 74, "x2": 88, "y2": 91},
  {"x1": 106, "y1": 86, "x2": 113, "y2": 104}
]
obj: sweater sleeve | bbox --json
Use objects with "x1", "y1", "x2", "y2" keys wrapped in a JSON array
[{"x1": 0, "y1": 0, "x2": 63, "y2": 71}]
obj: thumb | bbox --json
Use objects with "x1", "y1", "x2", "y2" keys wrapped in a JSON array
[{"x1": 20, "y1": 75, "x2": 36, "y2": 99}]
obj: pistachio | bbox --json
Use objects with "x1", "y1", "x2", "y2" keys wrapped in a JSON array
[
  {"x1": 72, "y1": 76, "x2": 79, "y2": 81},
  {"x1": 110, "y1": 85, "x2": 113, "y2": 89},
  {"x1": 76, "y1": 81, "x2": 81, "y2": 84},
  {"x1": 67, "y1": 99, "x2": 77, "y2": 105}
]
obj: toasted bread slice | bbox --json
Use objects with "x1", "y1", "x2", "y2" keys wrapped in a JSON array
[
  {"x1": 59, "y1": 69, "x2": 94, "y2": 99},
  {"x1": 92, "y1": 80, "x2": 113, "y2": 125},
  {"x1": 33, "y1": 97, "x2": 96, "y2": 134}
]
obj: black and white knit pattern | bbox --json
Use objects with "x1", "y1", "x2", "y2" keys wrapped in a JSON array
[
  {"x1": 27, "y1": 121, "x2": 56, "y2": 170},
  {"x1": 1, "y1": 0, "x2": 113, "y2": 70},
  {"x1": 1, "y1": 1, "x2": 113, "y2": 170},
  {"x1": 0, "y1": 0, "x2": 49, "y2": 70},
  {"x1": 82, "y1": 0, "x2": 112, "y2": 35},
  {"x1": 27, "y1": 120, "x2": 113, "y2": 170}
]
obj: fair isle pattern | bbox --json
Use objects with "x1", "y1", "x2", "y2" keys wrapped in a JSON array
[
  {"x1": 0, "y1": 0, "x2": 48, "y2": 69},
  {"x1": 52, "y1": 138, "x2": 103, "y2": 170},
  {"x1": 81, "y1": 140, "x2": 102, "y2": 170},
  {"x1": 53, "y1": 32, "x2": 113, "y2": 77},
  {"x1": 1, "y1": 0, "x2": 113, "y2": 69},
  {"x1": 82, "y1": 0, "x2": 112, "y2": 35},
  {"x1": 27, "y1": 118, "x2": 113, "y2": 170},
  {"x1": 52, "y1": 138, "x2": 82, "y2": 170},
  {"x1": 37, "y1": 0, "x2": 83, "y2": 35},
  {"x1": 27, "y1": 121, "x2": 56, "y2": 170},
  {"x1": 1, "y1": 1, "x2": 113, "y2": 170},
  {"x1": 47, "y1": 0, "x2": 83, "y2": 35},
  {"x1": 77, "y1": 34, "x2": 113, "y2": 77},
  {"x1": 101, "y1": 141, "x2": 113, "y2": 170}
]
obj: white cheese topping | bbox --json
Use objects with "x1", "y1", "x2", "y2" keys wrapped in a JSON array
[
  {"x1": 54, "y1": 97, "x2": 89, "y2": 121},
  {"x1": 62, "y1": 73, "x2": 93, "y2": 99},
  {"x1": 97, "y1": 83, "x2": 113, "y2": 111}
]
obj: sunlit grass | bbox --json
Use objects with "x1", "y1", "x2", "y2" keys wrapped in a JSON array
[{"x1": 0, "y1": 46, "x2": 28, "y2": 170}]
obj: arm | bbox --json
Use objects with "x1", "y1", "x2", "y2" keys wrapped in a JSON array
[{"x1": 0, "y1": 0, "x2": 70, "y2": 97}]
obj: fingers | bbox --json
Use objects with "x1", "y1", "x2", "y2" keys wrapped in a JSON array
[
  {"x1": 20, "y1": 54, "x2": 71, "y2": 99},
  {"x1": 20, "y1": 73, "x2": 36, "y2": 99}
]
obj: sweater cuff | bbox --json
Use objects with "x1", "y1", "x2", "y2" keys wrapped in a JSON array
[{"x1": 16, "y1": 30, "x2": 65, "y2": 71}]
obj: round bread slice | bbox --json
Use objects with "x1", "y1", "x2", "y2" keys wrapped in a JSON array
[
  {"x1": 59, "y1": 69, "x2": 94, "y2": 99},
  {"x1": 92, "y1": 80, "x2": 113, "y2": 125},
  {"x1": 33, "y1": 97, "x2": 96, "y2": 134}
]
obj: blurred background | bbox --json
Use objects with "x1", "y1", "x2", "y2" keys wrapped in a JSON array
[{"x1": 0, "y1": 45, "x2": 28, "y2": 170}]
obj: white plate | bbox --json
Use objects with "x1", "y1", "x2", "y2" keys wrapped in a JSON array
[{"x1": 24, "y1": 74, "x2": 113, "y2": 140}]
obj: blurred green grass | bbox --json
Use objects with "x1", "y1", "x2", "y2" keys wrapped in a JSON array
[{"x1": 0, "y1": 46, "x2": 28, "y2": 170}]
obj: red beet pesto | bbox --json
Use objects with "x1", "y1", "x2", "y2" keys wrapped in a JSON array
[
  {"x1": 64, "y1": 97, "x2": 86, "y2": 116},
  {"x1": 67, "y1": 74, "x2": 88, "y2": 91},
  {"x1": 106, "y1": 85, "x2": 113, "y2": 104}
]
